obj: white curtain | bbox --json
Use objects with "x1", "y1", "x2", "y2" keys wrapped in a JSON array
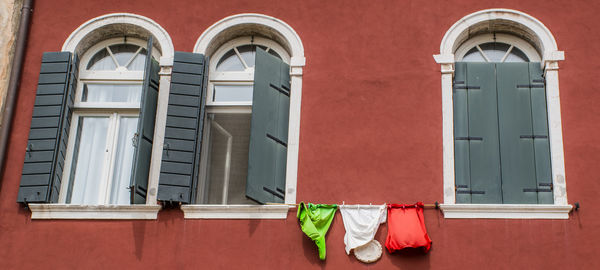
[
  {"x1": 83, "y1": 84, "x2": 141, "y2": 103},
  {"x1": 109, "y1": 117, "x2": 138, "y2": 205},
  {"x1": 70, "y1": 117, "x2": 109, "y2": 205}
]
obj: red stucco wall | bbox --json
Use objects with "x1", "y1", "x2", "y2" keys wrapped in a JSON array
[{"x1": 1, "y1": 0, "x2": 599, "y2": 269}]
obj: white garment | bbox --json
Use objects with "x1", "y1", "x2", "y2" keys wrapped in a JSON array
[{"x1": 339, "y1": 204, "x2": 387, "y2": 254}]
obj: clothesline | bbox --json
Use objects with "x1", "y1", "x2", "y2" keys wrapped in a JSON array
[{"x1": 266, "y1": 202, "x2": 441, "y2": 209}]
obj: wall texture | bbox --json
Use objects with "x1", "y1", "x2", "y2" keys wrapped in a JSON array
[
  {"x1": 0, "y1": 0, "x2": 22, "y2": 122},
  {"x1": 0, "y1": 0, "x2": 599, "y2": 269}
]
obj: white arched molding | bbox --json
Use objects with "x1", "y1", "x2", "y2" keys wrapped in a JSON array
[
  {"x1": 433, "y1": 9, "x2": 571, "y2": 219},
  {"x1": 58, "y1": 13, "x2": 174, "y2": 213},
  {"x1": 62, "y1": 13, "x2": 174, "y2": 66},
  {"x1": 182, "y1": 14, "x2": 305, "y2": 219}
]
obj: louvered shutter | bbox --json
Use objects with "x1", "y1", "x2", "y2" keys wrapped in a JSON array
[
  {"x1": 245, "y1": 48, "x2": 290, "y2": 204},
  {"x1": 17, "y1": 52, "x2": 77, "y2": 203},
  {"x1": 158, "y1": 52, "x2": 207, "y2": 204},
  {"x1": 130, "y1": 37, "x2": 160, "y2": 204},
  {"x1": 454, "y1": 63, "x2": 503, "y2": 203}
]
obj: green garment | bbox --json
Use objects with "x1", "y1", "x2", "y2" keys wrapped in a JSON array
[{"x1": 297, "y1": 202, "x2": 338, "y2": 260}]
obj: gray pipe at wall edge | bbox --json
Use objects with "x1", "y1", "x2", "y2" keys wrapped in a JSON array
[{"x1": 0, "y1": 0, "x2": 34, "y2": 186}]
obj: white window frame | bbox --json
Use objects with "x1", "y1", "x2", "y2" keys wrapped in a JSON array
[
  {"x1": 433, "y1": 9, "x2": 571, "y2": 219},
  {"x1": 29, "y1": 13, "x2": 174, "y2": 219},
  {"x1": 455, "y1": 33, "x2": 541, "y2": 62},
  {"x1": 181, "y1": 13, "x2": 305, "y2": 219},
  {"x1": 197, "y1": 36, "x2": 290, "y2": 206}
]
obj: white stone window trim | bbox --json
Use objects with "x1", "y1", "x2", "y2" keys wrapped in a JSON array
[
  {"x1": 29, "y1": 14, "x2": 175, "y2": 219},
  {"x1": 433, "y1": 8, "x2": 571, "y2": 219},
  {"x1": 28, "y1": 204, "x2": 161, "y2": 220},
  {"x1": 183, "y1": 13, "x2": 305, "y2": 219},
  {"x1": 455, "y1": 33, "x2": 541, "y2": 62}
]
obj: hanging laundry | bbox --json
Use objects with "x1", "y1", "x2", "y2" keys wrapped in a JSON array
[
  {"x1": 297, "y1": 202, "x2": 338, "y2": 260},
  {"x1": 339, "y1": 204, "x2": 387, "y2": 255},
  {"x1": 385, "y1": 202, "x2": 432, "y2": 253}
]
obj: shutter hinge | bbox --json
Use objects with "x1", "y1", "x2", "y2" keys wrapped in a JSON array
[
  {"x1": 520, "y1": 135, "x2": 548, "y2": 139},
  {"x1": 266, "y1": 133, "x2": 287, "y2": 147},
  {"x1": 517, "y1": 84, "x2": 544, "y2": 88},
  {"x1": 455, "y1": 136, "x2": 483, "y2": 141},
  {"x1": 263, "y1": 186, "x2": 285, "y2": 200},
  {"x1": 455, "y1": 185, "x2": 485, "y2": 194}
]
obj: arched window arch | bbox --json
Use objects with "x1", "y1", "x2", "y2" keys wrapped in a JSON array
[
  {"x1": 433, "y1": 9, "x2": 571, "y2": 219},
  {"x1": 59, "y1": 38, "x2": 159, "y2": 205},
  {"x1": 20, "y1": 13, "x2": 169, "y2": 219},
  {"x1": 455, "y1": 34, "x2": 540, "y2": 63},
  {"x1": 169, "y1": 14, "x2": 305, "y2": 218}
]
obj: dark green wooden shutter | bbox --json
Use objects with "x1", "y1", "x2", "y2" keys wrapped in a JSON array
[
  {"x1": 246, "y1": 48, "x2": 290, "y2": 204},
  {"x1": 453, "y1": 63, "x2": 471, "y2": 203},
  {"x1": 454, "y1": 63, "x2": 502, "y2": 204},
  {"x1": 158, "y1": 52, "x2": 207, "y2": 204},
  {"x1": 497, "y1": 63, "x2": 553, "y2": 204},
  {"x1": 17, "y1": 52, "x2": 77, "y2": 203},
  {"x1": 497, "y1": 63, "x2": 537, "y2": 204},
  {"x1": 130, "y1": 37, "x2": 159, "y2": 204},
  {"x1": 455, "y1": 62, "x2": 553, "y2": 204},
  {"x1": 528, "y1": 63, "x2": 553, "y2": 204}
]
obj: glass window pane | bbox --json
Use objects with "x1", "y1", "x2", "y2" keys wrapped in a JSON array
[
  {"x1": 127, "y1": 48, "x2": 147, "y2": 70},
  {"x1": 237, "y1": 45, "x2": 256, "y2": 68},
  {"x1": 213, "y1": 85, "x2": 253, "y2": 102},
  {"x1": 462, "y1": 47, "x2": 487, "y2": 62},
  {"x1": 82, "y1": 84, "x2": 142, "y2": 104},
  {"x1": 68, "y1": 116, "x2": 110, "y2": 205},
  {"x1": 504, "y1": 46, "x2": 529, "y2": 62},
  {"x1": 109, "y1": 44, "x2": 140, "y2": 67},
  {"x1": 216, "y1": 49, "x2": 245, "y2": 71},
  {"x1": 202, "y1": 113, "x2": 256, "y2": 205},
  {"x1": 479, "y1": 42, "x2": 511, "y2": 62},
  {"x1": 87, "y1": 48, "x2": 117, "y2": 70},
  {"x1": 109, "y1": 117, "x2": 139, "y2": 205}
]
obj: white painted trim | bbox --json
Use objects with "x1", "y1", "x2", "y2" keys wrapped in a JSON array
[
  {"x1": 181, "y1": 205, "x2": 291, "y2": 219},
  {"x1": 62, "y1": 13, "x2": 174, "y2": 66},
  {"x1": 434, "y1": 9, "x2": 569, "y2": 218},
  {"x1": 454, "y1": 33, "x2": 541, "y2": 62},
  {"x1": 192, "y1": 14, "x2": 305, "y2": 208},
  {"x1": 438, "y1": 9, "x2": 560, "y2": 62},
  {"x1": 28, "y1": 204, "x2": 161, "y2": 219},
  {"x1": 194, "y1": 13, "x2": 305, "y2": 69},
  {"x1": 440, "y1": 204, "x2": 572, "y2": 219}
]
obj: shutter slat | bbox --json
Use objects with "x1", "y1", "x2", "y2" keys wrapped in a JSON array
[
  {"x1": 158, "y1": 52, "x2": 207, "y2": 204},
  {"x1": 18, "y1": 51, "x2": 75, "y2": 203}
]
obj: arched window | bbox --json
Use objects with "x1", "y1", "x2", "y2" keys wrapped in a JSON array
[
  {"x1": 197, "y1": 36, "x2": 290, "y2": 205},
  {"x1": 434, "y1": 9, "x2": 571, "y2": 219},
  {"x1": 19, "y1": 13, "x2": 172, "y2": 219},
  {"x1": 59, "y1": 38, "x2": 159, "y2": 205}
]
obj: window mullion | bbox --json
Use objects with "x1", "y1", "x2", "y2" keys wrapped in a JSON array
[
  {"x1": 106, "y1": 46, "x2": 121, "y2": 68},
  {"x1": 476, "y1": 45, "x2": 491, "y2": 62},
  {"x1": 500, "y1": 45, "x2": 514, "y2": 63},
  {"x1": 124, "y1": 47, "x2": 143, "y2": 69},
  {"x1": 100, "y1": 112, "x2": 119, "y2": 204}
]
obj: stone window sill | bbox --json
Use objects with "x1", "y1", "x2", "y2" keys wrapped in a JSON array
[
  {"x1": 181, "y1": 204, "x2": 292, "y2": 219},
  {"x1": 439, "y1": 204, "x2": 573, "y2": 219},
  {"x1": 28, "y1": 204, "x2": 161, "y2": 220}
]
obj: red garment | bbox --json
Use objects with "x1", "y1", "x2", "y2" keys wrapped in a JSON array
[{"x1": 385, "y1": 202, "x2": 432, "y2": 253}]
